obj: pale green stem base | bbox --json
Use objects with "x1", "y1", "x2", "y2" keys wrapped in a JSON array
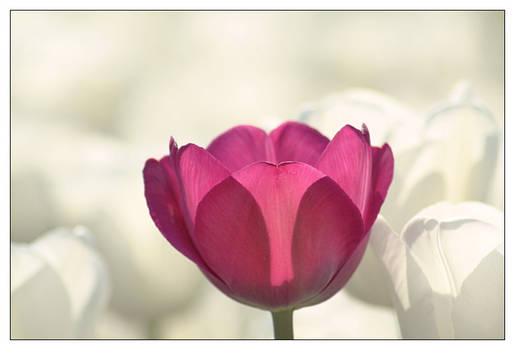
[{"x1": 271, "y1": 309, "x2": 294, "y2": 340}]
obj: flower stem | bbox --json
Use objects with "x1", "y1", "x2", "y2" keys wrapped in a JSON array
[{"x1": 271, "y1": 309, "x2": 294, "y2": 340}]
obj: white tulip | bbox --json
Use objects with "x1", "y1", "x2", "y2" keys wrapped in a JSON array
[
  {"x1": 11, "y1": 226, "x2": 110, "y2": 338},
  {"x1": 370, "y1": 202, "x2": 503, "y2": 339},
  {"x1": 384, "y1": 82, "x2": 500, "y2": 231},
  {"x1": 301, "y1": 83, "x2": 502, "y2": 309},
  {"x1": 300, "y1": 88, "x2": 421, "y2": 147}
]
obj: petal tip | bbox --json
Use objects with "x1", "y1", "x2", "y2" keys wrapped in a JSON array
[{"x1": 169, "y1": 136, "x2": 179, "y2": 156}]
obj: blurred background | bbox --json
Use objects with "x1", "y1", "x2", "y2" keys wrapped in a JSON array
[{"x1": 11, "y1": 11, "x2": 504, "y2": 339}]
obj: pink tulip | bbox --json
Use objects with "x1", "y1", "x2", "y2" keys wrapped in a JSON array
[{"x1": 143, "y1": 122, "x2": 393, "y2": 312}]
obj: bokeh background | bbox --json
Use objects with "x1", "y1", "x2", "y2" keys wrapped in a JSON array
[{"x1": 11, "y1": 11, "x2": 504, "y2": 338}]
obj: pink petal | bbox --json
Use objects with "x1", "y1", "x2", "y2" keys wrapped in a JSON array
[
  {"x1": 269, "y1": 121, "x2": 330, "y2": 166},
  {"x1": 317, "y1": 125, "x2": 373, "y2": 226},
  {"x1": 177, "y1": 144, "x2": 230, "y2": 224},
  {"x1": 143, "y1": 158, "x2": 202, "y2": 264},
  {"x1": 299, "y1": 231, "x2": 370, "y2": 308},
  {"x1": 146, "y1": 146, "x2": 233, "y2": 294},
  {"x1": 291, "y1": 177, "x2": 364, "y2": 305},
  {"x1": 193, "y1": 176, "x2": 274, "y2": 308},
  {"x1": 363, "y1": 144, "x2": 394, "y2": 231},
  {"x1": 207, "y1": 125, "x2": 276, "y2": 172},
  {"x1": 232, "y1": 162, "x2": 325, "y2": 288}
]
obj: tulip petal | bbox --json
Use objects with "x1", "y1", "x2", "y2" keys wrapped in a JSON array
[
  {"x1": 299, "y1": 230, "x2": 370, "y2": 308},
  {"x1": 11, "y1": 245, "x2": 74, "y2": 338},
  {"x1": 402, "y1": 217, "x2": 500, "y2": 297},
  {"x1": 413, "y1": 201, "x2": 503, "y2": 231},
  {"x1": 177, "y1": 144, "x2": 230, "y2": 222},
  {"x1": 317, "y1": 125, "x2": 373, "y2": 227},
  {"x1": 193, "y1": 176, "x2": 273, "y2": 309},
  {"x1": 452, "y1": 249, "x2": 504, "y2": 338},
  {"x1": 291, "y1": 177, "x2": 364, "y2": 305},
  {"x1": 207, "y1": 125, "x2": 275, "y2": 172},
  {"x1": 143, "y1": 158, "x2": 202, "y2": 264},
  {"x1": 232, "y1": 162, "x2": 325, "y2": 288},
  {"x1": 11, "y1": 227, "x2": 110, "y2": 339},
  {"x1": 269, "y1": 121, "x2": 329, "y2": 166},
  {"x1": 363, "y1": 144, "x2": 394, "y2": 231}
]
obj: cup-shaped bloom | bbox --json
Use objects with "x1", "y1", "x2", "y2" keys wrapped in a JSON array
[
  {"x1": 371, "y1": 202, "x2": 503, "y2": 338},
  {"x1": 143, "y1": 122, "x2": 393, "y2": 311}
]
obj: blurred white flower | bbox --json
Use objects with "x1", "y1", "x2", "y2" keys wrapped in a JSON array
[
  {"x1": 302, "y1": 83, "x2": 502, "y2": 307},
  {"x1": 370, "y1": 202, "x2": 503, "y2": 339},
  {"x1": 299, "y1": 88, "x2": 421, "y2": 147},
  {"x1": 11, "y1": 226, "x2": 110, "y2": 338},
  {"x1": 12, "y1": 120, "x2": 204, "y2": 322},
  {"x1": 385, "y1": 82, "x2": 501, "y2": 230}
]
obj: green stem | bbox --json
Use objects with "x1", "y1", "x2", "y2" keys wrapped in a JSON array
[{"x1": 271, "y1": 309, "x2": 294, "y2": 340}]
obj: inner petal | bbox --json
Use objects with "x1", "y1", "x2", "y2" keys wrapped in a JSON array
[
  {"x1": 269, "y1": 121, "x2": 330, "y2": 167},
  {"x1": 207, "y1": 125, "x2": 276, "y2": 172},
  {"x1": 232, "y1": 162, "x2": 325, "y2": 286}
]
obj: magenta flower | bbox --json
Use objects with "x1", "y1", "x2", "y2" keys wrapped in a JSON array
[{"x1": 143, "y1": 122, "x2": 393, "y2": 325}]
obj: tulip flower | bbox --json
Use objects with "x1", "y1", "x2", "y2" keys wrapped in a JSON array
[
  {"x1": 143, "y1": 121, "x2": 393, "y2": 338},
  {"x1": 11, "y1": 226, "x2": 110, "y2": 338},
  {"x1": 371, "y1": 202, "x2": 503, "y2": 339}
]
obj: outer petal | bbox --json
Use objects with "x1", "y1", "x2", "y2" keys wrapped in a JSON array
[
  {"x1": 363, "y1": 144, "x2": 394, "y2": 231},
  {"x1": 317, "y1": 125, "x2": 374, "y2": 227},
  {"x1": 412, "y1": 201, "x2": 503, "y2": 231},
  {"x1": 299, "y1": 88, "x2": 416, "y2": 146},
  {"x1": 177, "y1": 144, "x2": 230, "y2": 223},
  {"x1": 452, "y1": 249, "x2": 504, "y2": 338},
  {"x1": 232, "y1": 162, "x2": 325, "y2": 288},
  {"x1": 269, "y1": 121, "x2": 330, "y2": 166},
  {"x1": 298, "y1": 230, "x2": 370, "y2": 308},
  {"x1": 402, "y1": 218, "x2": 500, "y2": 298},
  {"x1": 206, "y1": 125, "x2": 275, "y2": 172},
  {"x1": 193, "y1": 176, "x2": 273, "y2": 309},
  {"x1": 143, "y1": 158, "x2": 202, "y2": 264},
  {"x1": 11, "y1": 227, "x2": 110, "y2": 339},
  {"x1": 290, "y1": 177, "x2": 364, "y2": 306}
]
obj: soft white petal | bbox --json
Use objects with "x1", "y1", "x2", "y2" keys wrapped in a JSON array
[
  {"x1": 11, "y1": 245, "x2": 73, "y2": 339},
  {"x1": 413, "y1": 201, "x2": 503, "y2": 230},
  {"x1": 30, "y1": 227, "x2": 110, "y2": 337},
  {"x1": 300, "y1": 88, "x2": 418, "y2": 146},
  {"x1": 402, "y1": 218, "x2": 498, "y2": 297},
  {"x1": 452, "y1": 249, "x2": 504, "y2": 338},
  {"x1": 11, "y1": 227, "x2": 110, "y2": 338},
  {"x1": 410, "y1": 84, "x2": 500, "y2": 204}
]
